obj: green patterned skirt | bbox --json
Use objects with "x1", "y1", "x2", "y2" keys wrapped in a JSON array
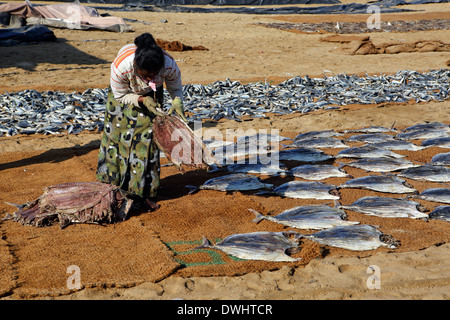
[{"x1": 96, "y1": 89, "x2": 163, "y2": 199}]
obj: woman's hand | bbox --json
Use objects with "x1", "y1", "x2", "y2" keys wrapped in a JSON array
[
  {"x1": 142, "y1": 96, "x2": 165, "y2": 117},
  {"x1": 168, "y1": 97, "x2": 187, "y2": 122}
]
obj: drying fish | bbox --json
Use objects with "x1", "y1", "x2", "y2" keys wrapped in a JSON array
[
  {"x1": 340, "y1": 196, "x2": 428, "y2": 219},
  {"x1": 339, "y1": 175, "x2": 417, "y2": 194},
  {"x1": 153, "y1": 115, "x2": 218, "y2": 172},
  {"x1": 345, "y1": 133, "x2": 395, "y2": 143},
  {"x1": 336, "y1": 145, "x2": 404, "y2": 159},
  {"x1": 4, "y1": 182, "x2": 133, "y2": 229},
  {"x1": 343, "y1": 126, "x2": 395, "y2": 133},
  {"x1": 219, "y1": 161, "x2": 288, "y2": 176},
  {"x1": 202, "y1": 138, "x2": 234, "y2": 150},
  {"x1": 421, "y1": 136, "x2": 450, "y2": 149},
  {"x1": 367, "y1": 140, "x2": 426, "y2": 151},
  {"x1": 344, "y1": 157, "x2": 419, "y2": 172},
  {"x1": 404, "y1": 122, "x2": 450, "y2": 132},
  {"x1": 186, "y1": 173, "x2": 273, "y2": 194},
  {"x1": 289, "y1": 164, "x2": 350, "y2": 180},
  {"x1": 397, "y1": 165, "x2": 450, "y2": 183},
  {"x1": 428, "y1": 205, "x2": 450, "y2": 222},
  {"x1": 298, "y1": 225, "x2": 399, "y2": 251},
  {"x1": 430, "y1": 152, "x2": 450, "y2": 166},
  {"x1": 414, "y1": 188, "x2": 450, "y2": 204},
  {"x1": 264, "y1": 181, "x2": 340, "y2": 200},
  {"x1": 275, "y1": 148, "x2": 333, "y2": 162},
  {"x1": 249, "y1": 205, "x2": 359, "y2": 230},
  {"x1": 236, "y1": 132, "x2": 291, "y2": 143},
  {"x1": 396, "y1": 128, "x2": 449, "y2": 141},
  {"x1": 293, "y1": 129, "x2": 341, "y2": 141},
  {"x1": 285, "y1": 137, "x2": 349, "y2": 149},
  {"x1": 213, "y1": 141, "x2": 273, "y2": 164},
  {"x1": 194, "y1": 231, "x2": 301, "y2": 262}
]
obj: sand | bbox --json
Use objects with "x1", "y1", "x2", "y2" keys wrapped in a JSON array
[{"x1": 0, "y1": 1, "x2": 449, "y2": 300}]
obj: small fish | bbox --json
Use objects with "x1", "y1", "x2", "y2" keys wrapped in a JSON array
[
  {"x1": 221, "y1": 161, "x2": 288, "y2": 176},
  {"x1": 285, "y1": 137, "x2": 349, "y2": 149},
  {"x1": 249, "y1": 205, "x2": 359, "y2": 230},
  {"x1": 404, "y1": 122, "x2": 450, "y2": 132},
  {"x1": 396, "y1": 128, "x2": 449, "y2": 141},
  {"x1": 340, "y1": 196, "x2": 428, "y2": 219},
  {"x1": 397, "y1": 165, "x2": 450, "y2": 183},
  {"x1": 339, "y1": 175, "x2": 417, "y2": 194},
  {"x1": 266, "y1": 181, "x2": 340, "y2": 200},
  {"x1": 289, "y1": 164, "x2": 350, "y2": 180},
  {"x1": 336, "y1": 146, "x2": 404, "y2": 159},
  {"x1": 294, "y1": 129, "x2": 340, "y2": 141},
  {"x1": 421, "y1": 136, "x2": 450, "y2": 149},
  {"x1": 275, "y1": 148, "x2": 333, "y2": 162},
  {"x1": 367, "y1": 140, "x2": 426, "y2": 151},
  {"x1": 430, "y1": 152, "x2": 450, "y2": 166},
  {"x1": 194, "y1": 231, "x2": 301, "y2": 262},
  {"x1": 414, "y1": 188, "x2": 450, "y2": 204},
  {"x1": 428, "y1": 205, "x2": 450, "y2": 222},
  {"x1": 346, "y1": 133, "x2": 395, "y2": 143},
  {"x1": 299, "y1": 225, "x2": 400, "y2": 251},
  {"x1": 186, "y1": 173, "x2": 273, "y2": 194},
  {"x1": 344, "y1": 157, "x2": 420, "y2": 172}
]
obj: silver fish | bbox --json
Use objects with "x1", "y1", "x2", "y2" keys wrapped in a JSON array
[
  {"x1": 289, "y1": 164, "x2": 350, "y2": 180},
  {"x1": 268, "y1": 181, "x2": 340, "y2": 200},
  {"x1": 404, "y1": 122, "x2": 450, "y2": 132},
  {"x1": 343, "y1": 126, "x2": 395, "y2": 133},
  {"x1": 430, "y1": 152, "x2": 450, "y2": 166},
  {"x1": 340, "y1": 196, "x2": 428, "y2": 219},
  {"x1": 339, "y1": 175, "x2": 417, "y2": 194},
  {"x1": 221, "y1": 162, "x2": 288, "y2": 176},
  {"x1": 293, "y1": 129, "x2": 341, "y2": 141},
  {"x1": 367, "y1": 140, "x2": 426, "y2": 151},
  {"x1": 397, "y1": 165, "x2": 450, "y2": 183},
  {"x1": 336, "y1": 146, "x2": 404, "y2": 159},
  {"x1": 186, "y1": 173, "x2": 273, "y2": 194},
  {"x1": 344, "y1": 157, "x2": 420, "y2": 172},
  {"x1": 428, "y1": 205, "x2": 450, "y2": 222},
  {"x1": 285, "y1": 137, "x2": 349, "y2": 149},
  {"x1": 213, "y1": 141, "x2": 272, "y2": 164},
  {"x1": 249, "y1": 205, "x2": 359, "y2": 230},
  {"x1": 421, "y1": 136, "x2": 450, "y2": 149},
  {"x1": 346, "y1": 133, "x2": 395, "y2": 143},
  {"x1": 396, "y1": 128, "x2": 449, "y2": 141},
  {"x1": 194, "y1": 231, "x2": 301, "y2": 262},
  {"x1": 299, "y1": 225, "x2": 399, "y2": 251},
  {"x1": 275, "y1": 148, "x2": 333, "y2": 162},
  {"x1": 414, "y1": 188, "x2": 450, "y2": 204}
]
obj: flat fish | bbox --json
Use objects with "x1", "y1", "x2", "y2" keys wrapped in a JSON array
[
  {"x1": 428, "y1": 205, "x2": 450, "y2": 222},
  {"x1": 268, "y1": 181, "x2": 340, "y2": 200},
  {"x1": 396, "y1": 128, "x2": 449, "y2": 141},
  {"x1": 336, "y1": 146, "x2": 404, "y2": 159},
  {"x1": 344, "y1": 157, "x2": 420, "y2": 172},
  {"x1": 430, "y1": 152, "x2": 450, "y2": 166},
  {"x1": 343, "y1": 126, "x2": 395, "y2": 133},
  {"x1": 213, "y1": 141, "x2": 272, "y2": 164},
  {"x1": 421, "y1": 136, "x2": 450, "y2": 149},
  {"x1": 415, "y1": 188, "x2": 450, "y2": 204},
  {"x1": 367, "y1": 140, "x2": 426, "y2": 151},
  {"x1": 397, "y1": 165, "x2": 450, "y2": 183},
  {"x1": 294, "y1": 129, "x2": 341, "y2": 141},
  {"x1": 203, "y1": 138, "x2": 234, "y2": 150},
  {"x1": 275, "y1": 148, "x2": 333, "y2": 162},
  {"x1": 404, "y1": 122, "x2": 450, "y2": 132},
  {"x1": 299, "y1": 225, "x2": 399, "y2": 251},
  {"x1": 194, "y1": 231, "x2": 301, "y2": 262},
  {"x1": 286, "y1": 137, "x2": 349, "y2": 149},
  {"x1": 339, "y1": 175, "x2": 417, "y2": 194},
  {"x1": 289, "y1": 164, "x2": 350, "y2": 180},
  {"x1": 346, "y1": 133, "x2": 395, "y2": 143},
  {"x1": 249, "y1": 205, "x2": 359, "y2": 230},
  {"x1": 222, "y1": 162, "x2": 288, "y2": 176},
  {"x1": 236, "y1": 132, "x2": 291, "y2": 143},
  {"x1": 186, "y1": 173, "x2": 273, "y2": 194},
  {"x1": 340, "y1": 196, "x2": 428, "y2": 219}
]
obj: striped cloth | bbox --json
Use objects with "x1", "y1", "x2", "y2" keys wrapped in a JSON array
[{"x1": 110, "y1": 44, "x2": 183, "y2": 107}]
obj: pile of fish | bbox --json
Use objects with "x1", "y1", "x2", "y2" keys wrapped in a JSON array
[
  {"x1": 194, "y1": 122, "x2": 450, "y2": 261},
  {"x1": 1, "y1": 69, "x2": 449, "y2": 136}
]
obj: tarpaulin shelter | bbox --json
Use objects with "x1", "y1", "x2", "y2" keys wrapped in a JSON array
[{"x1": 0, "y1": 1, "x2": 133, "y2": 32}]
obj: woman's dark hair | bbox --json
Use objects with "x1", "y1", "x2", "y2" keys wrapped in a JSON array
[{"x1": 134, "y1": 33, "x2": 164, "y2": 74}]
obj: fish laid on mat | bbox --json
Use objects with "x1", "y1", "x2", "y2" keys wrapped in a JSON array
[
  {"x1": 289, "y1": 164, "x2": 350, "y2": 180},
  {"x1": 340, "y1": 196, "x2": 428, "y2": 219},
  {"x1": 152, "y1": 114, "x2": 218, "y2": 172},
  {"x1": 293, "y1": 129, "x2": 341, "y2": 141},
  {"x1": 397, "y1": 165, "x2": 450, "y2": 183},
  {"x1": 345, "y1": 133, "x2": 395, "y2": 143},
  {"x1": 367, "y1": 140, "x2": 426, "y2": 151},
  {"x1": 219, "y1": 160, "x2": 288, "y2": 176},
  {"x1": 285, "y1": 137, "x2": 349, "y2": 149},
  {"x1": 338, "y1": 175, "x2": 417, "y2": 194},
  {"x1": 414, "y1": 188, "x2": 450, "y2": 204},
  {"x1": 336, "y1": 146, "x2": 404, "y2": 159},
  {"x1": 186, "y1": 173, "x2": 273, "y2": 194},
  {"x1": 430, "y1": 152, "x2": 450, "y2": 166},
  {"x1": 429, "y1": 205, "x2": 450, "y2": 222},
  {"x1": 396, "y1": 128, "x2": 449, "y2": 141},
  {"x1": 299, "y1": 225, "x2": 400, "y2": 251},
  {"x1": 4, "y1": 182, "x2": 133, "y2": 229},
  {"x1": 343, "y1": 126, "x2": 395, "y2": 134},
  {"x1": 275, "y1": 148, "x2": 333, "y2": 162},
  {"x1": 195, "y1": 231, "x2": 301, "y2": 262},
  {"x1": 264, "y1": 181, "x2": 340, "y2": 200},
  {"x1": 403, "y1": 122, "x2": 450, "y2": 133},
  {"x1": 249, "y1": 205, "x2": 359, "y2": 230},
  {"x1": 421, "y1": 136, "x2": 450, "y2": 149},
  {"x1": 344, "y1": 157, "x2": 420, "y2": 172}
]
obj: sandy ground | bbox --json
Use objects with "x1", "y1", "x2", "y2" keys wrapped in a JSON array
[{"x1": 1, "y1": 1, "x2": 450, "y2": 300}]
